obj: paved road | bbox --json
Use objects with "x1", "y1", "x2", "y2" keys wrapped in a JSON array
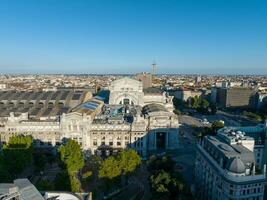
[
  {"x1": 217, "y1": 110, "x2": 257, "y2": 126},
  {"x1": 166, "y1": 115, "x2": 199, "y2": 185}
]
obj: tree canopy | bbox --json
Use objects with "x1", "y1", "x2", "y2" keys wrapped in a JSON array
[
  {"x1": 59, "y1": 139, "x2": 84, "y2": 173},
  {"x1": 1, "y1": 135, "x2": 33, "y2": 178},
  {"x1": 59, "y1": 139, "x2": 85, "y2": 192},
  {"x1": 211, "y1": 120, "x2": 224, "y2": 132},
  {"x1": 189, "y1": 96, "x2": 217, "y2": 115},
  {"x1": 151, "y1": 170, "x2": 172, "y2": 193},
  {"x1": 99, "y1": 156, "x2": 121, "y2": 179},
  {"x1": 98, "y1": 149, "x2": 141, "y2": 180},
  {"x1": 147, "y1": 156, "x2": 192, "y2": 200},
  {"x1": 117, "y1": 149, "x2": 141, "y2": 174}
]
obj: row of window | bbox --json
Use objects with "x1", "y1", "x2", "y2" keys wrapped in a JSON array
[
  {"x1": 229, "y1": 187, "x2": 261, "y2": 195},
  {"x1": 93, "y1": 141, "x2": 128, "y2": 147}
]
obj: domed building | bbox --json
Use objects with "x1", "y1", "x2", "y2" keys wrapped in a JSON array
[
  {"x1": 195, "y1": 128, "x2": 267, "y2": 200},
  {"x1": 0, "y1": 77, "x2": 180, "y2": 157},
  {"x1": 61, "y1": 77, "x2": 179, "y2": 156}
]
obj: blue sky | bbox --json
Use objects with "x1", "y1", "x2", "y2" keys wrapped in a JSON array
[{"x1": 0, "y1": 0, "x2": 267, "y2": 74}]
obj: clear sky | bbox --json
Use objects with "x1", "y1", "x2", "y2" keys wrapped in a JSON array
[{"x1": 0, "y1": 0, "x2": 267, "y2": 75}]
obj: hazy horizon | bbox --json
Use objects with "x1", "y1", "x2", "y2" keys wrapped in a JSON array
[{"x1": 0, "y1": 0, "x2": 267, "y2": 74}]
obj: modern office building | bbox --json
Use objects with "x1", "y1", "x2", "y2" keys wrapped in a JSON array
[
  {"x1": 0, "y1": 77, "x2": 179, "y2": 156},
  {"x1": 211, "y1": 86, "x2": 256, "y2": 108},
  {"x1": 195, "y1": 126, "x2": 266, "y2": 200}
]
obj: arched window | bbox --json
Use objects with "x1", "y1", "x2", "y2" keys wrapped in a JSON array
[{"x1": 123, "y1": 98, "x2": 130, "y2": 105}]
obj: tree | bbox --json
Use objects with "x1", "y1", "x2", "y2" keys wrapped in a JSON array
[
  {"x1": 117, "y1": 149, "x2": 141, "y2": 175},
  {"x1": 98, "y1": 149, "x2": 141, "y2": 191},
  {"x1": 2, "y1": 135, "x2": 33, "y2": 177},
  {"x1": 211, "y1": 120, "x2": 224, "y2": 132},
  {"x1": 151, "y1": 170, "x2": 172, "y2": 193},
  {"x1": 59, "y1": 140, "x2": 84, "y2": 192},
  {"x1": 148, "y1": 158, "x2": 192, "y2": 200},
  {"x1": 147, "y1": 155, "x2": 175, "y2": 174},
  {"x1": 98, "y1": 156, "x2": 121, "y2": 180},
  {"x1": 150, "y1": 170, "x2": 186, "y2": 199},
  {"x1": 191, "y1": 96, "x2": 201, "y2": 109},
  {"x1": 70, "y1": 174, "x2": 82, "y2": 192},
  {"x1": 36, "y1": 179, "x2": 53, "y2": 191},
  {"x1": 201, "y1": 99, "x2": 210, "y2": 109},
  {"x1": 54, "y1": 171, "x2": 71, "y2": 191},
  {"x1": 243, "y1": 111, "x2": 263, "y2": 122},
  {"x1": 33, "y1": 150, "x2": 46, "y2": 172},
  {"x1": 82, "y1": 170, "x2": 93, "y2": 181},
  {"x1": 59, "y1": 140, "x2": 84, "y2": 173},
  {"x1": 0, "y1": 164, "x2": 11, "y2": 183}
]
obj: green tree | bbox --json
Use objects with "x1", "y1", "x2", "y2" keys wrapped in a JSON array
[
  {"x1": 147, "y1": 155, "x2": 175, "y2": 174},
  {"x1": 151, "y1": 170, "x2": 172, "y2": 193},
  {"x1": 54, "y1": 171, "x2": 71, "y2": 191},
  {"x1": 99, "y1": 156, "x2": 121, "y2": 179},
  {"x1": 82, "y1": 170, "x2": 93, "y2": 181},
  {"x1": 2, "y1": 135, "x2": 33, "y2": 177},
  {"x1": 36, "y1": 179, "x2": 54, "y2": 191},
  {"x1": 211, "y1": 120, "x2": 224, "y2": 132},
  {"x1": 33, "y1": 150, "x2": 46, "y2": 172},
  {"x1": 201, "y1": 99, "x2": 210, "y2": 109},
  {"x1": 0, "y1": 164, "x2": 11, "y2": 183},
  {"x1": 191, "y1": 96, "x2": 201, "y2": 109},
  {"x1": 70, "y1": 174, "x2": 82, "y2": 192},
  {"x1": 59, "y1": 140, "x2": 84, "y2": 192},
  {"x1": 59, "y1": 140, "x2": 84, "y2": 173},
  {"x1": 117, "y1": 149, "x2": 141, "y2": 175},
  {"x1": 243, "y1": 111, "x2": 262, "y2": 122},
  {"x1": 99, "y1": 149, "x2": 141, "y2": 180}
]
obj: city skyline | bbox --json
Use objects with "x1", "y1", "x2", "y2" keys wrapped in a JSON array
[{"x1": 0, "y1": 0, "x2": 267, "y2": 75}]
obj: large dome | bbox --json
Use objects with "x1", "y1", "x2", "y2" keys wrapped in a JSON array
[{"x1": 226, "y1": 157, "x2": 246, "y2": 174}]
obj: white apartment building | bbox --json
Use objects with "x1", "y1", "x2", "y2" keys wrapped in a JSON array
[{"x1": 195, "y1": 130, "x2": 266, "y2": 200}]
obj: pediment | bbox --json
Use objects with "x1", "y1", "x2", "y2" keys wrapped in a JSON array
[
  {"x1": 64, "y1": 111, "x2": 83, "y2": 119},
  {"x1": 110, "y1": 77, "x2": 142, "y2": 90}
]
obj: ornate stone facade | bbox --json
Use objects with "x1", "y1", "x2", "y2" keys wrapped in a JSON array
[
  {"x1": 109, "y1": 77, "x2": 144, "y2": 106},
  {"x1": 0, "y1": 77, "x2": 179, "y2": 156}
]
